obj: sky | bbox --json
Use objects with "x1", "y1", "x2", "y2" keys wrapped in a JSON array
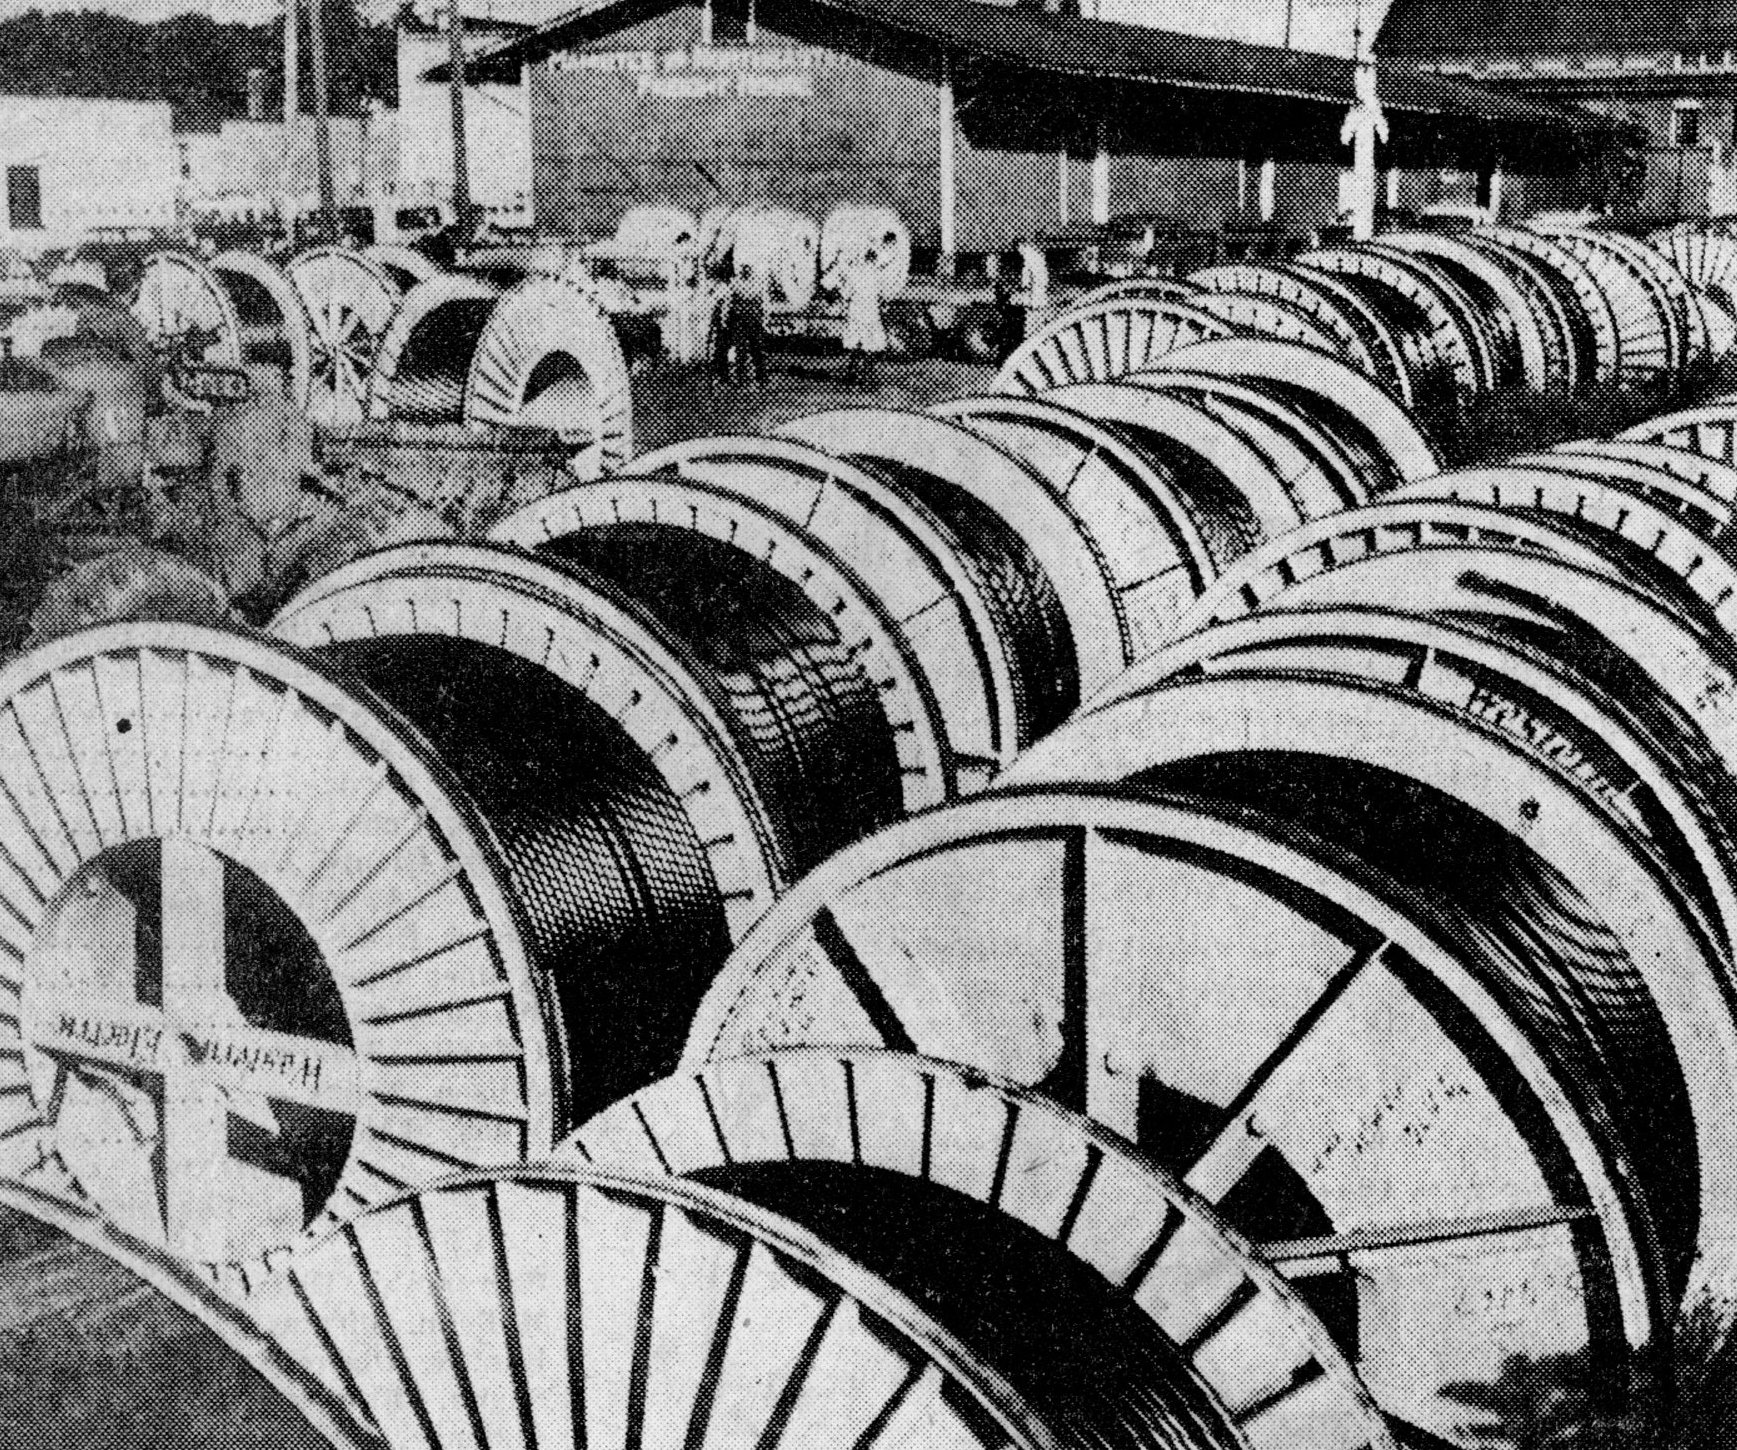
[{"x1": 0, "y1": 0, "x2": 1391, "y2": 52}]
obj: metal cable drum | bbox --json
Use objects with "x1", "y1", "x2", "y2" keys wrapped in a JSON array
[
  {"x1": 463, "y1": 274, "x2": 633, "y2": 478},
  {"x1": 1374, "y1": 234, "x2": 1542, "y2": 389},
  {"x1": 992, "y1": 298, "x2": 1237, "y2": 394},
  {"x1": 1454, "y1": 231, "x2": 1593, "y2": 391},
  {"x1": 0, "y1": 1181, "x2": 382, "y2": 1450},
  {"x1": 0, "y1": 621, "x2": 563, "y2": 1279},
  {"x1": 573, "y1": 1050, "x2": 1398, "y2": 1450},
  {"x1": 1522, "y1": 227, "x2": 1680, "y2": 381},
  {"x1": 1123, "y1": 370, "x2": 1377, "y2": 512},
  {"x1": 779, "y1": 407, "x2": 1129, "y2": 713},
  {"x1": 933, "y1": 394, "x2": 1224, "y2": 658},
  {"x1": 211, "y1": 252, "x2": 314, "y2": 413},
  {"x1": 365, "y1": 274, "x2": 503, "y2": 425},
  {"x1": 1392, "y1": 465, "x2": 1737, "y2": 639},
  {"x1": 485, "y1": 474, "x2": 952, "y2": 812},
  {"x1": 682, "y1": 786, "x2": 1668, "y2": 1450},
  {"x1": 1141, "y1": 338, "x2": 1445, "y2": 486},
  {"x1": 130, "y1": 251, "x2": 244, "y2": 370},
  {"x1": 1473, "y1": 227, "x2": 1623, "y2": 386},
  {"x1": 270, "y1": 1160, "x2": 1268, "y2": 1450},
  {"x1": 1189, "y1": 263, "x2": 1415, "y2": 406},
  {"x1": 513, "y1": 435, "x2": 1036, "y2": 789},
  {"x1": 1617, "y1": 404, "x2": 1737, "y2": 465},
  {"x1": 363, "y1": 244, "x2": 438, "y2": 291},
  {"x1": 287, "y1": 247, "x2": 406, "y2": 430},
  {"x1": 1295, "y1": 247, "x2": 1488, "y2": 399},
  {"x1": 271, "y1": 539, "x2": 903, "y2": 1102}
]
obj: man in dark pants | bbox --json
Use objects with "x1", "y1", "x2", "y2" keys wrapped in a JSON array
[{"x1": 729, "y1": 261, "x2": 770, "y2": 388}]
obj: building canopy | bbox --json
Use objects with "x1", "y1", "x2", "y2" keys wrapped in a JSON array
[{"x1": 434, "y1": 0, "x2": 1630, "y2": 171}]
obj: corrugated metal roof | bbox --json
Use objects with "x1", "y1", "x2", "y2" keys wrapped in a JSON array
[
  {"x1": 433, "y1": 0, "x2": 1624, "y2": 153},
  {"x1": 1379, "y1": 0, "x2": 1737, "y2": 57}
]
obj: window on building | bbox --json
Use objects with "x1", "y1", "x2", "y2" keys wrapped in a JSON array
[
  {"x1": 1674, "y1": 101, "x2": 1704, "y2": 148},
  {"x1": 6, "y1": 166, "x2": 41, "y2": 231}
]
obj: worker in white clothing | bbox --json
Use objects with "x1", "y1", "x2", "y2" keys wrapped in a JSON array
[{"x1": 841, "y1": 247, "x2": 888, "y2": 387}]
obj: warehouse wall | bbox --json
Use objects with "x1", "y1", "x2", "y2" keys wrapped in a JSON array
[
  {"x1": 0, "y1": 95, "x2": 179, "y2": 243},
  {"x1": 528, "y1": 8, "x2": 944, "y2": 238}
]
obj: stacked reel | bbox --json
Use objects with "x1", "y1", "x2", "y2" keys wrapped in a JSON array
[{"x1": 8, "y1": 217, "x2": 1737, "y2": 1450}]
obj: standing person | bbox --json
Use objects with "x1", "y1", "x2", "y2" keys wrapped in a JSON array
[
  {"x1": 841, "y1": 247, "x2": 887, "y2": 387},
  {"x1": 709, "y1": 247, "x2": 736, "y2": 385},
  {"x1": 729, "y1": 259, "x2": 769, "y2": 389}
]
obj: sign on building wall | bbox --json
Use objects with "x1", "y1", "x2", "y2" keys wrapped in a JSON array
[{"x1": 549, "y1": 45, "x2": 844, "y2": 98}]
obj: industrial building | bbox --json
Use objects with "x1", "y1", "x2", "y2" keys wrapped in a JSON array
[
  {"x1": 438, "y1": 0, "x2": 1625, "y2": 250},
  {"x1": 0, "y1": 95, "x2": 179, "y2": 245},
  {"x1": 1378, "y1": 0, "x2": 1737, "y2": 215}
]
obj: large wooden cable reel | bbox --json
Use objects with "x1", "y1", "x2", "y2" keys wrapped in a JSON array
[
  {"x1": 1377, "y1": 232, "x2": 1551, "y2": 390},
  {"x1": 1141, "y1": 338, "x2": 1444, "y2": 486},
  {"x1": 0, "y1": 621, "x2": 560, "y2": 1279},
  {"x1": 264, "y1": 1158, "x2": 1288, "y2": 1450},
  {"x1": 1617, "y1": 403, "x2": 1737, "y2": 465},
  {"x1": 1166, "y1": 500, "x2": 1737, "y2": 869},
  {"x1": 463, "y1": 274, "x2": 633, "y2": 477},
  {"x1": 363, "y1": 244, "x2": 439, "y2": 292},
  {"x1": 1551, "y1": 436, "x2": 1737, "y2": 507},
  {"x1": 683, "y1": 785, "x2": 1671, "y2": 1449},
  {"x1": 573, "y1": 1051, "x2": 1397, "y2": 1450},
  {"x1": 1521, "y1": 226, "x2": 1681, "y2": 381},
  {"x1": 1070, "y1": 276, "x2": 1202, "y2": 309},
  {"x1": 1392, "y1": 464, "x2": 1737, "y2": 638},
  {"x1": 779, "y1": 407, "x2": 1132, "y2": 705},
  {"x1": 130, "y1": 250, "x2": 244, "y2": 370},
  {"x1": 272, "y1": 537, "x2": 904, "y2": 942},
  {"x1": 1567, "y1": 227, "x2": 1706, "y2": 367},
  {"x1": 728, "y1": 205, "x2": 822, "y2": 309},
  {"x1": 1297, "y1": 245, "x2": 1496, "y2": 395},
  {"x1": 485, "y1": 477, "x2": 953, "y2": 813},
  {"x1": 509, "y1": 435, "x2": 1031, "y2": 788},
  {"x1": 1039, "y1": 382, "x2": 1298, "y2": 559},
  {"x1": 1471, "y1": 226, "x2": 1622, "y2": 385},
  {"x1": 209, "y1": 251, "x2": 314, "y2": 411},
  {"x1": 819, "y1": 204, "x2": 913, "y2": 295},
  {"x1": 992, "y1": 297, "x2": 1237, "y2": 394},
  {"x1": 932, "y1": 394, "x2": 1222, "y2": 657},
  {"x1": 365, "y1": 274, "x2": 504, "y2": 425},
  {"x1": 1648, "y1": 225, "x2": 1737, "y2": 338},
  {"x1": 1188, "y1": 263, "x2": 1414, "y2": 406},
  {"x1": 1122, "y1": 370, "x2": 1377, "y2": 512},
  {"x1": 1182, "y1": 290, "x2": 1345, "y2": 357},
  {"x1": 1455, "y1": 230, "x2": 1594, "y2": 391},
  {"x1": 288, "y1": 247, "x2": 406, "y2": 430}
]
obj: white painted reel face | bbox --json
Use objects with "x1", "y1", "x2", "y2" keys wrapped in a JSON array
[
  {"x1": 21, "y1": 840, "x2": 357, "y2": 1266},
  {"x1": 686, "y1": 796, "x2": 1661, "y2": 1449}
]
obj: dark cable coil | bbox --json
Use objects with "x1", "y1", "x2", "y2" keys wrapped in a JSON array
[
  {"x1": 372, "y1": 295, "x2": 500, "y2": 423},
  {"x1": 830, "y1": 455, "x2": 1080, "y2": 749},
  {"x1": 314, "y1": 539, "x2": 904, "y2": 1124},
  {"x1": 699, "y1": 1160, "x2": 1250, "y2": 1450}
]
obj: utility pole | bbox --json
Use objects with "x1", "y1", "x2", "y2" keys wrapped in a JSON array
[
  {"x1": 447, "y1": 0, "x2": 474, "y2": 239},
  {"x1": 308, "y1": 0, "x2": 337, "y2": 241},
  {"x1": 1282, "y1": 0, "x2": 1294, "y2": 49},
  {"x1": 284, "y1": 0, "x2": 299, "y2": 122}
]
